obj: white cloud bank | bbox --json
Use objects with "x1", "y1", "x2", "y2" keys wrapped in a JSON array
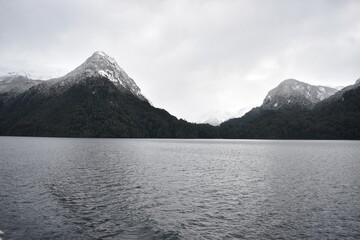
[{"x1": 0, "y1": 0, "x2": 359, "y2": 121}]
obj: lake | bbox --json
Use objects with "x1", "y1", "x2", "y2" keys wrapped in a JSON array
[{"x1": 0, "y1": 137, "x2": 359, "y2": 239}]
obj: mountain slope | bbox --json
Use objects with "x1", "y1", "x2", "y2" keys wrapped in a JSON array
[
  {"x1": 316, "y1": 78, "x2": 360, "y2": 108},
  {"x1": 222, "y1": 79, "x2": 337, "y2": 127},
  {"x1": 1, "y1": 52, "x2": 358, "y2": 139},
  {"x1": 262, "y1": 79, "x2": 337, "y2": 110},
  {"x1": 0, "y1": 74, "x2": 42, "y2": 93},
  {"x1": 48, "y1": 51, "x2": 146, "y2": 100},
  {"x1": 0, "y1": 52, "x2": 218, "y2": 138},
  {"x1": 221, "y1": 79, "x2": 360, "y2": 139},
  {"x1": 0, "y1": 74, "x2": 43, "y2": 103}
]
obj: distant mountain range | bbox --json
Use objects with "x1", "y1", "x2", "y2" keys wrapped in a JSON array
[
  {"x1": 196, "y1": 106, "x2": 255, "y2": 126},
  {"x1": 1, "y1": 51, "x2": 359, "y2": 139}
]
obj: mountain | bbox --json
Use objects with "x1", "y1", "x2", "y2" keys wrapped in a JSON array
[
  {"x1": 221, "y1": 79, "x2": 360, "y2": 139},
  {"x1": 0, "y1": 74, "x2": 43, "y2": 98},
  {"x1": 196, "y1": 106, "x2": 254, "y2": 126},
  {"x1": 262, "y1": 79, "x2": 337, "y2": 110},
  {"x1": 1, "y1": 52, "x2": 358, "y2": 139},
  {"x1": 0, "y1": 51, "x2": 219, "y2": 138},
  {"x1": 317, "y1": 78, "x2": 360, "y2": 107},
  {"x1": 46, "y1": 51, "x2": 146, "y2": 100},
  {"x1": 222, "y1": 79, "x2": 338, "y2": 127}
]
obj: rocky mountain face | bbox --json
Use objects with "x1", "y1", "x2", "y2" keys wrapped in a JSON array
[{"x1": 262, "y1": 79, "x2": 337, "y2": 110}]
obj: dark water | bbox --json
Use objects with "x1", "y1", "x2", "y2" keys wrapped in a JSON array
[{"x1": 0, "y1": 137, "x2": 359, "y2": 240}]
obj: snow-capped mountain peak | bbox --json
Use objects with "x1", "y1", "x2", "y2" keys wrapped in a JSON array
[
  {"x1": 262, "y1": 79, "x2": 338, "y2": 110},
  {"x1": 52, "y1": 51, "x2": 146, "y2": 100}
]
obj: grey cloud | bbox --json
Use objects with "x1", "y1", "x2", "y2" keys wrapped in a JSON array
[{"x1": 0, "y1": 0, "x2": 359, "y2": 121}]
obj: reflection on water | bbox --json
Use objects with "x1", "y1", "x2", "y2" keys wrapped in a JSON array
[{"x1": 0, "y1": 137, "x2": 359, "y2": 239}]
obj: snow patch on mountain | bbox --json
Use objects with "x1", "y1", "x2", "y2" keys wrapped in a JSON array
[
  {"x1": 49, "y1": 51, "x2": 146, "y2": 100},
  {"x1": 196, "y1": 106, "x2": 255, "y2": 126}
]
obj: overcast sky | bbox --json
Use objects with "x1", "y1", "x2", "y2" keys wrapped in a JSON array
[{"x1": 0, "y1": 0, "x2": 359, "y2": 121}]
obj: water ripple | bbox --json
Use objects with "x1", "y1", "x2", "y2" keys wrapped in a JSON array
[{"x1": 0, "y1": 138, "x2": 359, "y2": 239}]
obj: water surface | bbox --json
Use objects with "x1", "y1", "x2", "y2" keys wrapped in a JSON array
[{"x1": 0, "y1": 137, "x2": 359, "y2": 239}]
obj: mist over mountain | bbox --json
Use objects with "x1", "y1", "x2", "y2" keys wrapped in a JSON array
[
  {"x1": 196, "y1": 106, "x2": 255, "y2": 126},
  {"x1": 0, "y1": 75, "x2": 43, "y2": 94}
]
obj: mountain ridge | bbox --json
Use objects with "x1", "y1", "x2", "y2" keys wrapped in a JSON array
[
  {"x1": 48, "y1": 51, "x2": 146, "y2": 101},
  {"x1": 262, "y1": 79, "x2": 337, "y2": 110},
  {"x1": 0, "y1": 51, "x2": 218, "y2": 138},
  {"x1": 1, "y1": 51, "x2": 359, "y2": 139},
  {"x1": 221, "y1": 78, "x2": 360, "y2": 139}
]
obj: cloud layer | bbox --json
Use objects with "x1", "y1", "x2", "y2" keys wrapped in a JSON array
[{"x1": 1, "y1": 0, "x2": 359, "y2": 121}]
